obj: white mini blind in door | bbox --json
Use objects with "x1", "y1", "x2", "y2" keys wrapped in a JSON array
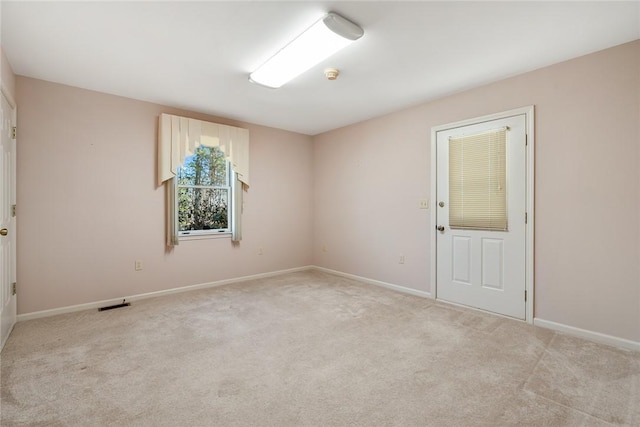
[{"x1": 449, "y1": 128, "x2": 507, "y2": 230}]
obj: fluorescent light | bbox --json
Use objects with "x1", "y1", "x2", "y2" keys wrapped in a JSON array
[{"x1": 249, "y1": 12, "x2": 364, "y2": 88}]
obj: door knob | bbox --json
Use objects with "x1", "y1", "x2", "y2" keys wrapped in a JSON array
[
  {"x1": 439, "y1": 201, "x2": 445, "y2": 207},
  {"x1": 436, "y1": 226, "x2": 445, "y2": 232},
  {"x1": 0, "y1": 228, "x2": 7, "y2": 236}
]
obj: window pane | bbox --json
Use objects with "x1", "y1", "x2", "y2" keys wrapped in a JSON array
[
  {"x1": 177, "y1": 146, "x2": 228, "y2": 186},
  {"x1": 449, "y1": 128, "x2": 507, "y2": 230},
  {"x1": 178, "y1": 187, "x2": 229, "y2": 231}
]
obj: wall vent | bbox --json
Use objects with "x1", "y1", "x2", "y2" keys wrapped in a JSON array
[{"x1": 99, "y1": 300, "x2": 131, "y2": 312}]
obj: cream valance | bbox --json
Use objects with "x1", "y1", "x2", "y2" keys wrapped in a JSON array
[{"x1": 158, "y1": 113, "x2": 250, "y2": 187}]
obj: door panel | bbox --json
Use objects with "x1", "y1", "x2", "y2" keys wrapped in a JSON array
[
  {"x1": 452, "y1": 236, "x2": 471, "y2": 284},
  {"x1": 481, "y1": 238, "x2": 504, "y2": 290},
  {"x1": 436, "y1": 115, "x2": 526, "y2": 319}
]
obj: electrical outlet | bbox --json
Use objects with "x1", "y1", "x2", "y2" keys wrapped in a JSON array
[
  {"x1": 419, "y1": 198, "x2": 429, "y2": 209},
  {"x1": 134, "y1": 260, "x2": 143, "y2": 271},
  {"x1": 399, "y1": 254, "x2": 405, "y2": 264}
]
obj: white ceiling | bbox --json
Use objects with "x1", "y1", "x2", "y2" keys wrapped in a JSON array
[{"x1": 2, "y1": 1, "x2": 639, "y2": 135}]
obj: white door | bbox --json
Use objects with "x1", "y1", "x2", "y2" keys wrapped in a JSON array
[
  {"x1": 436, "y1": 114, "x2": 526, "y2": 319},
  {"x1": 0, "y1": 90, "x2": 16, "y2": 350}
]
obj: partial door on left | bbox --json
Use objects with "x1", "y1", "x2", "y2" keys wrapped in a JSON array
[{"x1": 0, "y1": 89, "x2": 16, "y2": 350}]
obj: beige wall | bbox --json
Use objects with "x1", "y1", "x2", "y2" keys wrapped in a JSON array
[
  {"x1": 314, "y1": 40, "x2": 640, "y2": 342},
  {"x1": 16, "y1": 77, "x2": 314, "y2": 314}
]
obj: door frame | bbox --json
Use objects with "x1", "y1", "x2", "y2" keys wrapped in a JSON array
[{"x1": 430, "y1": 106, "x2": 535, "y2": 323}]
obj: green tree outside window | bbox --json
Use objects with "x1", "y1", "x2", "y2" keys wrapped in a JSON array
[{"x1": 177, "y1": 146, "x2": 230, "y2": 232}]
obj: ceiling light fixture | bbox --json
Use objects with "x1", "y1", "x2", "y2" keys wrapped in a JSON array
[{"x1": 249, "y1": 12, "x2": 364, "y2": 89}]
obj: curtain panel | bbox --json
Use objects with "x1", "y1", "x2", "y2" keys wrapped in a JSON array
[{"x1": 157, "y1": 113, "x2": 249, "y2": 244}]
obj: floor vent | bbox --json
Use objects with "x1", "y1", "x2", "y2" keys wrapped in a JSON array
[{"x1": 98, "y1": 300, "x2": 131, "y2": 312}]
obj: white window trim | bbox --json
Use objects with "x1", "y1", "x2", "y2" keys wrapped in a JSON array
[{"x1": 179, "y1": 231, "x2": 232, "y2": 241}]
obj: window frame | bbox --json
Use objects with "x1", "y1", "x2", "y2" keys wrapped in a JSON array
[{"x1": 175, "y1": 148, "x2": 233, "y2": 239}]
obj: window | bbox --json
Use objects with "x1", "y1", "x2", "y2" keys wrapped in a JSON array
[
  {"x1": 158, "y1": 113, "x2": 249, "y2": 245},
  {"x1": 176, "y1": 145, "x2": 231, "y2": 236}
]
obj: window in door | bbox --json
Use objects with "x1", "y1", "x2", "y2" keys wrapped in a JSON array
[{"x1": 448, "y1": 128, "x2": 507, "y2": 230}]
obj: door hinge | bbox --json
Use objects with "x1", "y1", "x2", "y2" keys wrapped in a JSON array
[
  {"x1": 11, "y1": 204, "x2": 16, "y2": 217},
  {"x1": 524, "y1": 290, "x2": 527, "y2": 302},
  {"x1": 11, "y1": 126, "x2": 16, "y2": 140},
  {"x1": 525, "y1": 212, "x2": 527, "y2": 224},
  {"x1": 12, "y1": 282, "x2": 16, "y2": 296},
  {"x1": 525, "y1": 134, "x2": 528, "y2": 146}
]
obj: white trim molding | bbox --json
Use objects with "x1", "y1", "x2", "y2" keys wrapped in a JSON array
[
  {"x1": 430, "y1": 106, "x2": 535, "y2": 324},
  {"x1": 17, "y1": 266, "x2": 313, "y2": 322},
  {"x1": 534, "y1": 318, "x2": 640, "y2": 352},
  {"x1": 313, "y1": 266, "x2": 432, "y2": 299}
]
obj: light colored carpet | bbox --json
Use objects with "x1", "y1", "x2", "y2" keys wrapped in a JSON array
[{"x1": 1, "y1": 270, "x2": 639, "y2": 426}]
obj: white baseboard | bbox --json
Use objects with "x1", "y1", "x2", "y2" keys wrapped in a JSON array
[
  {"x1": 314, "y1": 267, "x2": 638, "y2": 352},
  {"x1": 17, "y1": 266, "x2": 314, "y2": 322},
  {"x1": 312, "y1": 266, "x2": 432, "y2": 299},
  {"x1": 534, "y1": 318, "x2": 639, "y2": 352},
  {"x1": 18, "y1": 265, "x2": 638, "y2": 353}
]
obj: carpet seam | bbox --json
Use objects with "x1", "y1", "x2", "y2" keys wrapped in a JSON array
[
  {"x1": 521, "y1": 331, "x2": 557, "y2": 392},
  {"x1": 521, "y1": 389, "x2": 616, "y2": 426}
]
